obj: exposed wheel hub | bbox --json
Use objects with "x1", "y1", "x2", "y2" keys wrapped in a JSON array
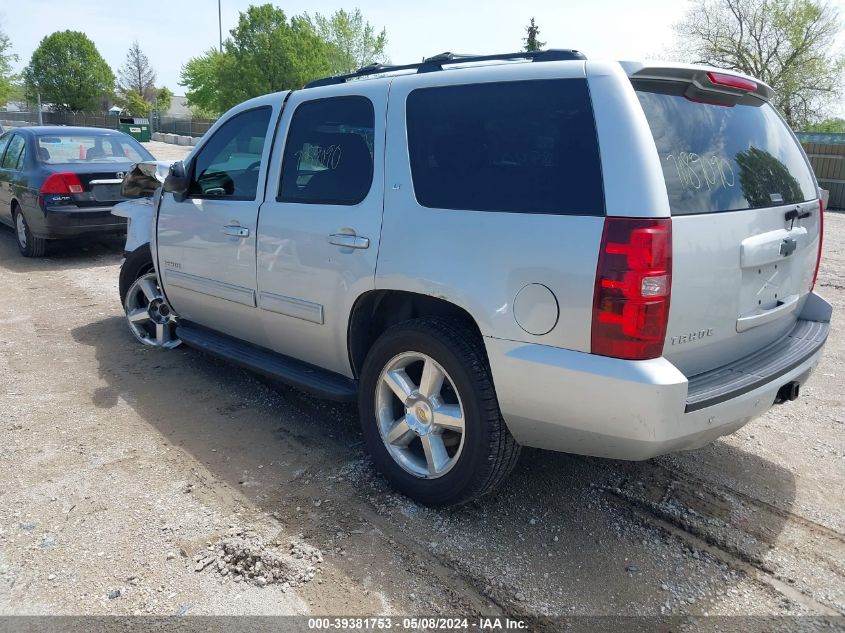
[{"x1": 147, "y1": 298, "x2": 169, "y2": 324}]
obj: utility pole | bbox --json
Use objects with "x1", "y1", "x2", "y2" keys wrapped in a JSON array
[
  {"x1": 218, "y1": 0, "x2": 223, "y2": 51},
  {"x1": 36, "y1": 92, "x2": 43, "y2": 126}
]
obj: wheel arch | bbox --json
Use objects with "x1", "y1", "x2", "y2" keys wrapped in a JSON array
[
  {"x1": 119, "y1": 243, "x2": 156, "y2": 306},
  {"x1": 11, "y1": 197, "x2": 35, "y2": 228},
  {"x1": 347, "y1": 289, "x2": 485, "y2": 379},
  {"x1": 9, "y1": 197, "x2": 20, "y2": 232}
]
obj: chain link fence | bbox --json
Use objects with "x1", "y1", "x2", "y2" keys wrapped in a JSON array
[
  {"x1": 155, "y1": 116, "x2": 215, "y2": 137},
  {"x1": 0, "y1": 111, "x2": 215, "y2": 138}
]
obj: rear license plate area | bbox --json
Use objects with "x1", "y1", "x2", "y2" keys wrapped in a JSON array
[{"x1": 91, "y1": 184, "x2": 125, "y2": 203}]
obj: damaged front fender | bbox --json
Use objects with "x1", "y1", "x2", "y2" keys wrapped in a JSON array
[{"x1": 111, "y1": 161, "x2": 171, "y2": 255}]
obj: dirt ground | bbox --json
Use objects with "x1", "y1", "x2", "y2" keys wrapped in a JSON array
[
  {"x1": 0, "y1": 141, "x2": 843, "y2": 626},
  {"x1": 141, "y1": 140, "x2": 193, "y2": 162}
]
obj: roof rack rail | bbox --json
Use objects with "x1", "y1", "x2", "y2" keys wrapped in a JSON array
[{"x1": 304, "y1": 49, "x2": 587, "y2": 88}]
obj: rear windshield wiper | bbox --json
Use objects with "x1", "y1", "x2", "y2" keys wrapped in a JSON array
[{"x1": 784, "y1": 207, "x2": 811, "y2": 229}]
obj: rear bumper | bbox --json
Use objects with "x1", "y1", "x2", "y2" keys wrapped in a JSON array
[
  {"x1": 487, "y1": 293, "x2": 831, "y2": 460},
  {"x1": 685, "y1": 318, "x2": 828, "y2": 412},
  {"x1": 29, "y1": 205, "x2": 127, "y2": 239}
]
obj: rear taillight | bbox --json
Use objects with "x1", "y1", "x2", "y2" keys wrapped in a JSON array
[
  {"x1": 706, "y1": 71, "x2": 757, "y2": 92},
  {"x1": 41, "y1": 172, "x2": 84, "y2": 195},
  {"x1": 591, "y1": 217, "x2": 672, "y2": 360},
  {"x1": 811, "y1": 198, "x2": 824, "y2": 291}
]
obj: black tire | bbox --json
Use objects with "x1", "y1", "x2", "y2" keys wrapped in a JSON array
[
  {"x1": 13, "y1": 206, "x2": 47, "y2": 257},
  {"x1": 119, "y1": 244, "x2": 155, "y2": 306},
  {"x1": 359, "y1": 317, "x2": 521, "y2": 506}
]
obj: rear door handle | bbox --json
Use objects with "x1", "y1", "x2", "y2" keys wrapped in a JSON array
[
  {"x1": 329, "y1": 233, "x2": 370, "y2": 249},
  {"x1": 222, "y1": 225, "x2": 249, "y2": 237}
]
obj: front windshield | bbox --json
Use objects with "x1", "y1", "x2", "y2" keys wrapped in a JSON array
[{"x1": 36, "y1": 133, "x2": 153, "y2": 165}]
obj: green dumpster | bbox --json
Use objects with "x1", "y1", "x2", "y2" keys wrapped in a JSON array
[{"x1": 118, "y1": 117, "x2": 152, "y2": 142}]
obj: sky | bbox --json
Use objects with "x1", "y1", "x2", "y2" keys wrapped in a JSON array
[
  {"x1": 3, "y1": 0, "x2": 693, "y2": 93},
  {"x1": 2, "y1": 0, "x2": 844, "y2": 104}
]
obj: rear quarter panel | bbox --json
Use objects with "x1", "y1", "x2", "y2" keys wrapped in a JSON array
[
  {"x1": 585, "y1": 60, "x2": 671, "y2": 219},
  {"x1": 378, "y1": 62, "x2": 614, "y2": 353}
]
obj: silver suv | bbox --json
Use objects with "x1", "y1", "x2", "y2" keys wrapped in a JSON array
[{"x1": 116, "y1": 51, "x2": 831, "y2": 505}]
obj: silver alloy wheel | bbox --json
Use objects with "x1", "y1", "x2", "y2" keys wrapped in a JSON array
[
  {"x1": 15, "y1": 212, "x2": 27, "y2": 249},
  {"x1": 123, "y1": 272, "x2": 181, "y2": 349},
  {"x1": 375, "y1": 351, "x2": 466, "y2": 479}
]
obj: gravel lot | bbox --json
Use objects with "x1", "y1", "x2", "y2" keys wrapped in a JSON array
[
  {"x1": 0, "y1": 141, "x2": 842, "y2": 625},
  {"x1": 141, "y1": 140, "x2": 193, "y2": 162}
]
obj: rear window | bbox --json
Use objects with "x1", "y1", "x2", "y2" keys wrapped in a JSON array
[
  {"x1": 36, "y1": 133, "x2": 153, "y2": 165},
  {"x1": 635, "y1": 82, "x2": 816, "y2": 215},
  {"x1": 406, "y1": 79, "x2": 605, "y2": 215}
]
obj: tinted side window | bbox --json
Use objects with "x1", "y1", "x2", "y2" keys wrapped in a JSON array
[
  {"x1": 635, "y1": 82, "x2": 817, "y2": 215},
  {"x1": 0, "y1": 133, "x2": 11, "y2": 163},
  {"x1": 406, "y1": 79, "x2": 605, "y2": 215},
  {"x1": 278, "y1": 96, "x2": 374, "y2": 205},
  {"x1": 14, "y1": 145, "x2": 26, "y2": 170},
  {"x1": 189, "y1": 106, "x2": 272, "y2": 199},
  {"x1": 1, "y1": 135, "x2": 25, "y2": 170}
]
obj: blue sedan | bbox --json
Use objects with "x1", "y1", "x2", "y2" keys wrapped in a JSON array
[{"x1": 0, "y1": 126, "x2": 154, "y2": 256}]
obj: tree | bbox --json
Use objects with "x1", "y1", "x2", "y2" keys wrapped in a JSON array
[
  {"x1": 672, "y1": 0, "x2": 845, "y2": 128},
  {"x1": 113, "y1": 84, "x2": 171, "y2": 116},
  {"x1": 736, "y1": 147, "x2": 803, "y2": 205},
  {"x1": 219, "y1": 5, "x2": 330, "y2": 107},
  {"x1": 0, "y1": 24, "x2": 18, "y2": 105},
  {"x1": 305, "y1": 8, "x2": 387, "y2": 75},
  {"x1": 180, "y1": 49, "x2": 226, "y2": 115},
  {"x1": 117, "y1": 41, "x2": 157, "y2": 98},
  {"x1": 115, "y1": 90, "x2": 151, "y2": 116},
  {"x1": 180, "y1": 4, "x2": 331, "y2": 114},
  {"x1": 155, "y1": 86, "x2": 173, "y2": 113},
  {"x1": 188, "y1": 103, "x2": 219, "y2": 119},
  {"x1": 24, "y1": 30, "x2": 114, "y2": 112},
  {"x1": 523, "y1": 17, "x2": 545, "y2": 52},
  {"x1": 802, "y1": 117, "x2": 845, "y2": 132},
  {"x1": 113, "y1": 42, "x2": 170, "y2": 117}
]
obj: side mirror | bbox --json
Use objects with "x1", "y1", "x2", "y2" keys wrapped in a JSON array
[
  {"x1": 163, "y1": 161, "x2": 189, "y2": 202},
  {"x1": 120, "y1": 161, "x2": 171, "y2": 198}
]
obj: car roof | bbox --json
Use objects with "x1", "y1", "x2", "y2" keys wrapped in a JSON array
[
  {"x1": 20, "y1": 126, "x2": 131, "y2": 137},
  {"x1": 295, "y1": 57, "x2": 773, "y2": 101},
  {"x1": 298, "y1": 58, "x2": 587, "y2": 99}
]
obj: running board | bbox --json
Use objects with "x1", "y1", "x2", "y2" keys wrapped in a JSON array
[{"x1": 177, "y1": 323, "x2": 358, "y2": 402}]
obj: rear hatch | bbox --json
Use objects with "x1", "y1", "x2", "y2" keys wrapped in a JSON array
[{"x1": 631, "y1": 69, "x2": 822, "y2": 376}]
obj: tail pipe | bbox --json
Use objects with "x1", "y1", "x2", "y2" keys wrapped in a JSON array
[{"x1": 775, "y1": 381, "x2": 800, "y2": 404}]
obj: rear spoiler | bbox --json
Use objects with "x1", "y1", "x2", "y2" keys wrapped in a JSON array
[{"x1": 619, "y1": 61, "x2": 774, "y2": 102}]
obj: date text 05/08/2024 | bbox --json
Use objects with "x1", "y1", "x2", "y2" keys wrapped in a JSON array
[{"x1": 307, "y1": 617, "x2": 528, "y2": 630}]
